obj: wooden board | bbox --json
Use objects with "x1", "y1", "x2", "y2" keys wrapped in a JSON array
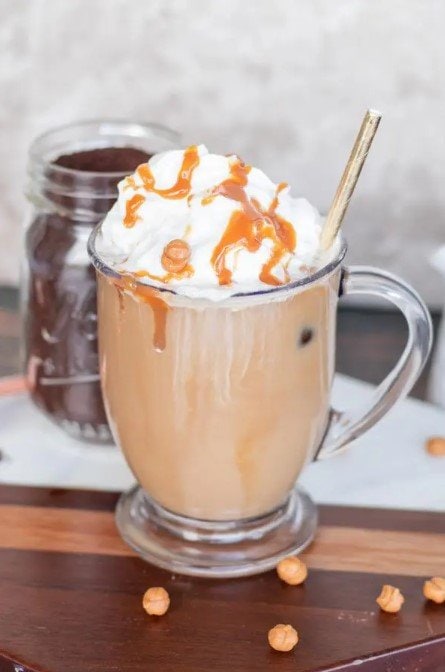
[{"x1": 0, "y1": 485, "x2": 444, "y2": 672}]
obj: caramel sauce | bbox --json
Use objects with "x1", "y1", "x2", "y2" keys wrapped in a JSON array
[
  {"x1": 123, "y1": 145, "x2": 201, "y2": 230},
  {"x1": 123, "y1": 193, "x2": 145, "y2": 228},
  {"x1": 201, "y1": 159, "x2": 251, "y2": 206},
  {"x1": 118, "y1": 148, "x2": 204, "y2": 349},
  {"x1": 116, "y1": 285, "x2": 125, "y2": 314},
  {"x1": 113, "y1": 275, "x2": 169, "y2": 352},
  {"x1": 211, "y1": 210, "x2": 261, "y2": 285},
  {"x1": 208, "y1": 160, "x2": 296, "y2": 286},
  {"x1": 134, "y1": 264, "x2": 194, "y2": 285},
  {"x1": 118, "y1": 148, "x2": 296, "y2": 351},
  {"x1": 129, "y1": 235, "x2": 195, "y2": 288},
  {"x1": 125, "y1": 145, "x2": 200, "y2": 200},
  {"x1": 123, "y1": 147, "x2": 295, "y2": 288}
]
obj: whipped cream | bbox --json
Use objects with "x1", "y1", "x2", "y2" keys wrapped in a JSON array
[{"x1": 96, "y1": 144, "x2": 328, "y2": 300}]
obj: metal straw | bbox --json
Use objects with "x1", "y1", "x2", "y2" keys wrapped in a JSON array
[{"x1": 320, "y1": 109, "x2": 382, "y2": 251}]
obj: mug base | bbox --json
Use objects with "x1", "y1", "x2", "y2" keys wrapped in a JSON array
[{"x1": 116, "y1": 485, "x2": 318, "y2": 578}]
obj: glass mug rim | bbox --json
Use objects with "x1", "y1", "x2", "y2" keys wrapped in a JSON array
[{"x1": 88, "y1": 223, "x2": 347, "y2": 304}]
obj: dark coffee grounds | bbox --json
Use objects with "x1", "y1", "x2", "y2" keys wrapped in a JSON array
[
  {"x1": 25, "y1": 147, "x2": 151, "y2": 441},
  {"x1": 55, "y1": 147, "x2": 149, "y2": 173}
]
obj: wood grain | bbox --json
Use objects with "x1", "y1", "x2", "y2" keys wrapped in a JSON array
[
  {"x1": 1, "y1": 546, "x2": 444, "y2": 672},
  {"x1": 0, "y1": 651, "x2": 39, "y2": 672},
  {"x1": 0, "y1": 484, "x2": 120, "y2": 511},
  {"x1": 1, "y1": 484, "x2": 445, "y2": 533},
  {"x1": 333, "y1": 639, "x2": 445, "y2": 672},
  {"x1": 0, "y1": 485, "x2": 444, "y2": 670},
  {"x1": 301, "y1": 525, "x2": 445, "y2": 577},
  {"x1": 319, "y1": 504, "x2": 445, "y2": 535},
  {"x1": 1, "y1": 504, "x2": 445, "y2": 578}
]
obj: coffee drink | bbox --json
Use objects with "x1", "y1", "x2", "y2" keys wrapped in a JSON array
[{"x1": 93, "y1": 144, "x2": 338, "y2": 516}]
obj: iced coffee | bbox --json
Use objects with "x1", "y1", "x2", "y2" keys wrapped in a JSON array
[{"x1": 93, "y1": 145, "x2": 339, "y2": 519}]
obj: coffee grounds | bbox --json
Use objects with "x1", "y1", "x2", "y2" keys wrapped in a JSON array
[
  {"x1": 25, "y1": 146, "x2": 151, "y2": 442},
  {"x1": 55, "y1": 147, "x2": 150, "y2": 173}
]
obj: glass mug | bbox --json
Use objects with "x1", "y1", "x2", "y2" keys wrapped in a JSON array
[{"x1": 88, "y1": 231, "x2": 432, "y2": 577}]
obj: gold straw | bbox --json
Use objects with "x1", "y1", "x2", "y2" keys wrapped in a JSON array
[{"x1": 320, "y1": 109, "x2": 382, "y2": 251}]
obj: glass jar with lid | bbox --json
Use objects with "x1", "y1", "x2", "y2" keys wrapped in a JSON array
[{"x1": 23, "y1": 120, "x2": 179, "y2": 442}]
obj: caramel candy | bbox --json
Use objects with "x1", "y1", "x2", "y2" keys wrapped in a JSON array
[
  {"x1": 161, "y1": 239, "x2": 191, "y2": 273},
  {"x1": 142, "y1": 586, "x2": 170, "y2": 616},
  {"x1": 423, "y1": 577, "x2": 445, "y2": 604},
  {"x1": 276, "y1": 556, "x2": 308, "y2": 585},
  {"x1": 376, "y1": 585, "x2": 404, "y2": 613},
  {"x1": 425, "y1": 437, "x2": 445, "y2": 457},
  {"x1": 268, "y1": 624, "x2": 299, "y2": 652}
]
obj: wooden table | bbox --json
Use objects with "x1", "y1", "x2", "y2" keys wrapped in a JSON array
[
  {"x1": 0, "y1": 287, "x2": 440, "y2": 400},
  {"x1": 0, "y1": 485, "x2": 444, "y2": 672}
]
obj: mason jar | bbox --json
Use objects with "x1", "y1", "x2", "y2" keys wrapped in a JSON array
[{"x1": 23, "y1": 120, "x2": 179, "y2": 442}]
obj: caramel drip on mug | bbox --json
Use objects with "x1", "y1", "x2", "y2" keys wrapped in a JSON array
[
  {"x1": 114, "y1": 276, "x2": 169, "y2": 352},
  {"x1": 209, "y1": 161, "x2": 295, "y2": 286},
  {"x1": 122, "y1": 146, "x2": 201, "y2": 228},
  {"x1": 116, "y1": 285, "x2": 125, "y2": 314}
]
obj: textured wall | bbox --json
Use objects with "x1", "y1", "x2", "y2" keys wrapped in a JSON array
[{"x1": 1, "y1": 0, "x2": 445, "y2": 304}]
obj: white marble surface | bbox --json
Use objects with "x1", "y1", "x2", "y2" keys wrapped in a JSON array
[
  {"x1": 1, "y1": 1, "x2": 445, "y2": 305},
  {"x1": 0, "y1": 374, "x2": 444, "y2": 511}
]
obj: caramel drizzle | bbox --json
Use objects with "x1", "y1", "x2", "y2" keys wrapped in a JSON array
[
  {"x1": 119, "y1": 147, "x2": 203, "y2": 350},
  {"x1": 123, "y1": 146, "x2": 201, "y2": 228},
  {"x1": 134, "y1": 264, "x2": 194, "y2": 285},
  {"x1": 208, "y1": 160, "x2": 296, "y2": 286},
  {"x1": 118, "y1": 148, "x2": 295, "y2": 352},
  {"x1": 257, "y1": 187, "x2": 296, "y2": 286},
  {"x1": 114, "y1": 276, "x2": 169, "y2": 352},
  {"x1": 123, "y1": 193, "x2": 145, "y2": 228}
]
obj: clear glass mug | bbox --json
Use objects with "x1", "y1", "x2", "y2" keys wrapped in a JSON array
[{"x1": 88, "y1": 232, "x2": 432, "y2": 577}]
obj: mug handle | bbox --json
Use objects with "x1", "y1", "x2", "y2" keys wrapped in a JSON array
[{"x1": 315, "y1": 266, "x2": 433, "y2": 460}]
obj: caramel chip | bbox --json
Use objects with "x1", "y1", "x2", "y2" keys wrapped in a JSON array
[
  {"x1": 142, "y1": 586, "x2": 170, "y2": 616},
  {"x1": 425, "y1": 437, "x2": 445, "y2": 457},
  {"x1": 161, "y1": 239, "x2": 191, "y2": 273},
  {"x1": 276, "y1": 556, "x2": 308, "y2": 585},
  {"x1": 376, "y1": 585, "x2": 404, "y2": 613},
  {"x1": 268, "y1": 624, "x2": 299, "y2": 652},
  {"x1": 423, "y1": 577, "x2": 445, "y2": 604}
]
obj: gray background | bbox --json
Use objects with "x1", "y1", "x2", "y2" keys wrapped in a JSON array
[{"x1": 1, "y1": 0, "x2": 444, "y2": 305}]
